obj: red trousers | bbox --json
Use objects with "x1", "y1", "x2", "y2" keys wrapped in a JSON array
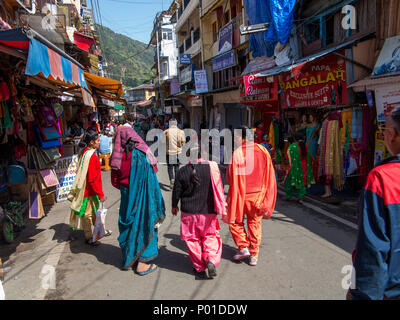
[{"x1": 229, "y1": 193, "x2": 264, "y2": 258}]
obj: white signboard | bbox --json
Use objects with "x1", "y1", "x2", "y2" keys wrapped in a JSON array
[
  {"x1": 55, "y1": 155, "x2": 79, "y2": 202},
  {"x1": 179, "y1": 65, "x2": 192, "y2": 85},
  {"x1": 194, "y1": 69, "x2": 209, "y2": 94},
  {"x1": 375, "y1": 84, "x2": 400, "y2": 122}
]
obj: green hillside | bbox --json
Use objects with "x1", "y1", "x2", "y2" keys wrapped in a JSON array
[{"x1": 97, "y1": 24, "x2": 155, "y2": 89}]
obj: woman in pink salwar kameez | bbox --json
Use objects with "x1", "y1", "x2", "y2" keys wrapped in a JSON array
[{"x1": 171, "y1": 145, "x2": 227, "y2": 279}]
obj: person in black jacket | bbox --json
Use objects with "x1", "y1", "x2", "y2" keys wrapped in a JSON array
[{"x1": 172, "y1": 144, "x2": 225, "y2": 279}]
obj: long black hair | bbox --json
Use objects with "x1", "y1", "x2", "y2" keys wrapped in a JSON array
[
  {"x1": 295, "y1": 131, "x2": 307, "y2": 157},
  {"x1": 79, "y1": 128, "x2": 99, "y2": 149}
]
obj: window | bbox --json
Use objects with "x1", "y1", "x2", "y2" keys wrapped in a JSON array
[
  {"x1": 168, "y1": 32, "x2": 173, "y2": 40},
  {"x1": 212, "y1": 22, "x2": 217, "y2": 43},
  {"x1": 325, "y1": 14, "x2": 335, "y2": 45},
  {"x1": 163, "y1": 32, "x2": 167, "y2": 40},
  {"x1": 178, "y1": 5, "x2": 183, "y2": 18},
  {"x1": 305, "y1": 22, "x2": 320, "y2": 44},
  {"x1": 184, "y1": 0, "x2": 190, "y2": 9}
]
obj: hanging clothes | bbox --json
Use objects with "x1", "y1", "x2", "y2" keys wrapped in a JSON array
[
  {"x1": 318, "y1": 118, "x2": 344, "y2": 190},
  {"x1": 351, "y1": 108, "x2": 363, "y2": 141}
]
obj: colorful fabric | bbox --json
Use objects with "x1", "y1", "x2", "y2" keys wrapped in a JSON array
[
  {"x1": 68, "y1": 148, "x2": 96, "y2": 217},
  {"x1": 284, "y1": 142, "x2": 314, "y2": 199},
  {"x1": 110, "y1": 125, "x2": 158, "y2": 172},
  {"x1": 225, "y1": 142, "x2": 277, "y2": 224},
  {"x1": 351, "y1": 155, "x2": 400, "y2": 300},
  {"x1": 269, "y1": 123, "x2": 275, "y2": 150},
  {"x1": 25, "y1": 38, "x2": 88, "y2": 90},
  {"x1": 306, "y1": 124, "x2": 319, "y2": 159},
  {"x1": 181, "y1": 212, "x2": 222, "y2": 272},
  {"x1": 197, "y1": 159, "x2": 227, "y2": 217},
  {"x1": 341, "y1": 108, "x2": 353, "y2": 145},
  {"x1": 117, "y1": 148, "x2": 165, "y2": 269},
  {"x1": 229, "y1": 193, "x2": 264, "y2": 258},
  {"x1": 351, "y1": 108, "x2": 363, "y2": 140},
  {"x1": 325, "y1": 120, "x2": 344, "y2": 190}
]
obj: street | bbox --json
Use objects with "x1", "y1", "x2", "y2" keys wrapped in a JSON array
[{"x1": 0, "y1": 164, "x2": 356, "y2": 300}]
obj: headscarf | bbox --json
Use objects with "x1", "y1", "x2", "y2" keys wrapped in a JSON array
[{"x1": 110, "y1": 126, "x2": 158, "y2": 172}]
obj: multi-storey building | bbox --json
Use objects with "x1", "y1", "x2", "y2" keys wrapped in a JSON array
[
  {"x1": 125, "y1": 83, "x2": 156, "y2": 115},
  {"x1": 200, "y1": 0, "x2": 250, "y2": 130},
  {"x1": 150, "y1": 10, "x2": 179, "y2": 119}
]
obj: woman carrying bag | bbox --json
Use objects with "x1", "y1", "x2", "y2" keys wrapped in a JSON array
[{"x1": 68, "y1": 128, "x2": 111, "y2": 246}]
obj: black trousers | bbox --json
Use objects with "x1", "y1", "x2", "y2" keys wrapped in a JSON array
[{"x1": 167, "y1": 154, "x2": 180, "y2": 182}]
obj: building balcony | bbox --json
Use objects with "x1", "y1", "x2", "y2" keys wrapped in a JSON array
[{"x1": 176, "y1": 0, "x2": 198, "y2": 32}]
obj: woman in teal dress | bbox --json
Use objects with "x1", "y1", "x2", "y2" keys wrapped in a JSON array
[{"x1": 111, "y1": 126, "x2": 165, "y2": 275}]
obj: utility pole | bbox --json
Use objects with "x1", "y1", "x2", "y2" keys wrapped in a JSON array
[{"x1": 156, "y1": 18, "x2": 163, "y2": 113}]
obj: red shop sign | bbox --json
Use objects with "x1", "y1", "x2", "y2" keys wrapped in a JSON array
[
  {"x1": 278, "y1": 52, "x2": 348, "y2": 108},
  {"x1": 241, "y1": 74, "x2": 278, "y2": 99}
]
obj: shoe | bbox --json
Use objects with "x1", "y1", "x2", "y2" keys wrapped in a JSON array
[
  {"x1": 135, "y1": 263, "x2": 158, "y2": 276},
  {"x1": 207, "y1": 261, "x2": 217, "y2": 278},
  {"x1": 192, "y1": 267, "x2": 208, "y2": 280},
  {"x1": 233, "y1": 248, "x2": 251, "y2": 261},
  {"x1": 85, "y1": 238, "x2": 101, "y2": 246},
  {"x1": 249, "y1": 256, "x2": 258, "y2": 266}
]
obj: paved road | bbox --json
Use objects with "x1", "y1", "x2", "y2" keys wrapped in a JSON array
[{"x1": 1, "y1": 164, "x2": 357, "y2": 300}]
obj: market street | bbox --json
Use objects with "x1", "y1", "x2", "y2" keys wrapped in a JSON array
[{"x1": 0, "y1": 164, "x2": 357, "y2": 300}]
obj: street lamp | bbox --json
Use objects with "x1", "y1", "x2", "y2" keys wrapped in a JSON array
[{"x1": 240, "y1": 22, "x2": 270, "y2": 35}]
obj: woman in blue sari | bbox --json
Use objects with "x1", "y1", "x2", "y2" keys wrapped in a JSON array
[{"x1": 111, "y1": 126, "x2": 165, "y2": 275}]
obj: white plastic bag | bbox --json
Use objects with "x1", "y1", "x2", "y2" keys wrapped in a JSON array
[
  {"x1": 92, "y1": 203, "x2": 108, "y2": 242},
  {"x1": 0, "y1": 281, "x2": 5, "y2": 300}
]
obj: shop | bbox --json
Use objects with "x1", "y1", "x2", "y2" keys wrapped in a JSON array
[
  {"x1": 256, "y1": 42, "x2": 377, "y2": 198},
  {"x1": 0, "y1": 27, "x2": 99, "y2": 234}
]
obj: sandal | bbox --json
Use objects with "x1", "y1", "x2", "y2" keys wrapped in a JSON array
[
  {"x1": 86, "y1": 238, "x2": 101, "y2": 246},
  {"x1": 104, "y1": 230, "x2": 112, "y2": 237},
  {"x1": 135, "y1": 263, "x2": 158, "y2": 276}
]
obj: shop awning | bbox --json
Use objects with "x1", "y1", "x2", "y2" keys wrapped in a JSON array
[
  {"x1": 348, "y1": 74, "x2": 400, "y2": 92},
  {"x1": 0, "y1": 27, "x2": 88, "y2": 90},
  {"x1": 256, "y1": 35, "x2": 374, "y2": 78},
  {"x1": 84, "y1": 72, "x2": 123, "y2": 99},
  {"x1": 133, "y1": 100, "x2": 153, "y2": 107},
  {"x1": 74, "y1": 32, "x2": 94, "y2": 52}
]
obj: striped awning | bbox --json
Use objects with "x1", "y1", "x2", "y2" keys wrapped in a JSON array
[{"x1": 0, "y1": 28, "x2": 88, "y2": 90}]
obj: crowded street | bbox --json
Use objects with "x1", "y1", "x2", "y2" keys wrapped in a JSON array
[
  {"x1": 1, "y1": 0, "x2": 400, "y2": 305},
  {"x1": 1, "y1": 165, "x2": 356, "y2": 300}
]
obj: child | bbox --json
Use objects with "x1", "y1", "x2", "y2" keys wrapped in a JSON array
[{"x1": 171, "y1": 144, "x2": 226, "y2": 279}]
